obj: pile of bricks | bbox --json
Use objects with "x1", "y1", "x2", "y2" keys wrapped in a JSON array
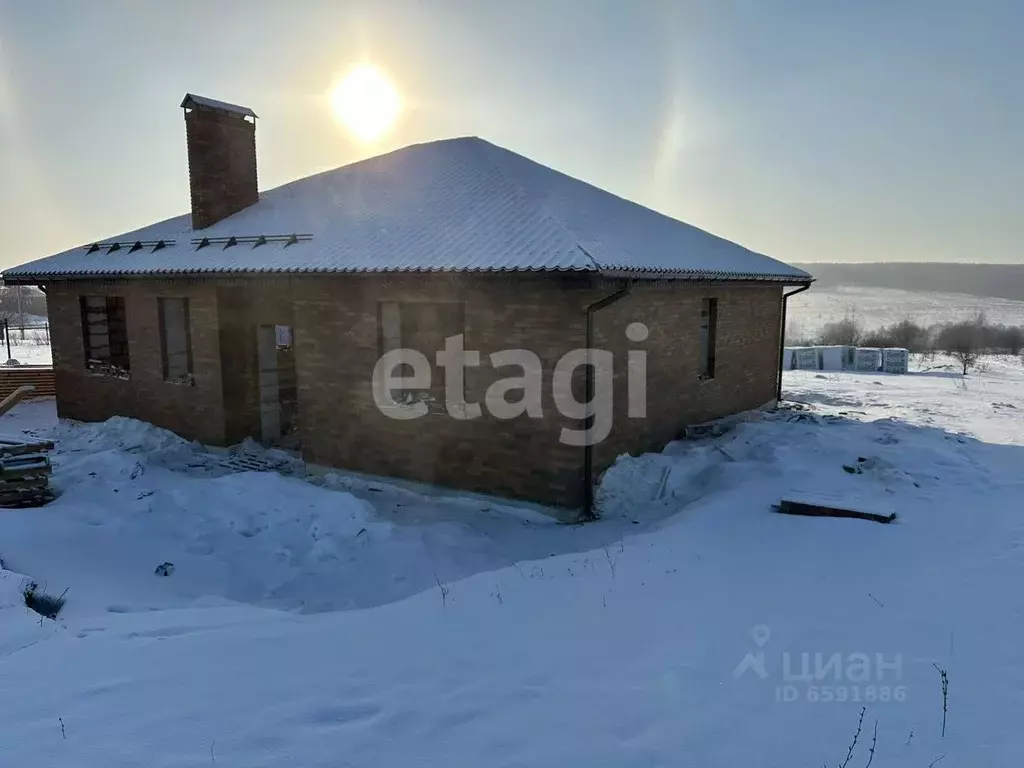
[{"x1": 0, "y1": 437, "x2": 55, "y2": 508}]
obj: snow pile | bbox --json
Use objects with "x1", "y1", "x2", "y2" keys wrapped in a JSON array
[
  {"x1": 51, "y1": 415, "x2": 209, "y2": 471},
  {"x1": 597, "y1": 442, "x2": 723, "y2": 519}
]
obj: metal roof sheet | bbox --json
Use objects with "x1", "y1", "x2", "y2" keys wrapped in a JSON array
[{"x1": 4, "y1": 137, "x2": 811, "y2": 284}]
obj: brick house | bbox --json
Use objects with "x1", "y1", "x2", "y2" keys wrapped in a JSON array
[{"x1": 4, "y1": 94, "x2": 811, "y2": 516}]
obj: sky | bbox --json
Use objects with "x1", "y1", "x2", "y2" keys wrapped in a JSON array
[{"x1": 0, "y1": 0, "x2": 1020, "y2": 269}]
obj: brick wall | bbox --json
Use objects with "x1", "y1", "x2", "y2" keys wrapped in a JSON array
[
  {"x1": 292, "y1": 274, "x2": 588, "y2": 508},
  {"x1": 42, "y1": 275, "x2": 784, "y2": 511},
  {"x1": 46, "y1": 280, "x2": 226, "y2": 445},
  {"x1": 589, "y1": 282, "x2": 784, "y2": 474}
]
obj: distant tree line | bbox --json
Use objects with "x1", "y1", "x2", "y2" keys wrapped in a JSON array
[
  {"x1": 792, "y1": 262, "x2": 1024, "y2": 303},
  {"x1": 788, "y1": 312, "x2": 1024, "y2": 375}
]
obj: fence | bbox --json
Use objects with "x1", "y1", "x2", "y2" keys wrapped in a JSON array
[{"x1": 0, "y1": 319, "x2": 50, "y2": 359}]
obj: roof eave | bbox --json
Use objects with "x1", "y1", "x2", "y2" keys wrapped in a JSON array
[
  {"x1": 3, "y1": 266, "x2": 814, "y2": 285},
  {"x1": 596, "y1": 268, "x2": 814, "y2": 285}
]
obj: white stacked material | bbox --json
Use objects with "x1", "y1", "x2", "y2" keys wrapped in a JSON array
[
  {"x1": 795, "y1": 347, "x2": 821, "y2": 370},
  {"x1": 782, "y1": 348, "x2": 796, "y2": 371},
  {"x1": 819, "y1": 346, "x2": 853, "y2": 371},
  {"x1": 882, "y1": 347, "x2": 910, "y2": 374},
  {"x1": 854, "y1": 347, "x2": 883, "y2": 372}
]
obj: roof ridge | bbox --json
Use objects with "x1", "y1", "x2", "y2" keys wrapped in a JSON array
[{"x1": 468, "y1": 139, "x2": 600, "y2": 272}]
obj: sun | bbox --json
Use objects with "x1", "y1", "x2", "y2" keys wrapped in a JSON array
[{"x1": 329, "y1": 64, "x2": 402, "y2": 143}]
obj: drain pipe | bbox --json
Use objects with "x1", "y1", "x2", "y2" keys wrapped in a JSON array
[
  {"x1": 582, "y1": 282, "x2": 631, "y2": 520},
  {"x1": 777, "y1": 282, "x2": 812, "y2": 402}
]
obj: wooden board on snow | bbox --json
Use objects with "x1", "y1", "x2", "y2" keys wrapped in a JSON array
[{"x1": 775, "y1": 495, "x2": 898, "y2": 524}]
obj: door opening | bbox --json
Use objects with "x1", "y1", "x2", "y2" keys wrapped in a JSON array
[{"x1": 257, "y1": 324, "x2": 298, "y2": 446}]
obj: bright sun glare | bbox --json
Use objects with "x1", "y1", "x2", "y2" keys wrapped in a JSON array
[{"x1": 329, "y1": 64, "x2": 402, "y2": 143}]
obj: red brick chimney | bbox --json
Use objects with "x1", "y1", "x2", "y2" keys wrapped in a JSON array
[{"x1": 181, "y1": 93, "x2": 259, "y2": 230}]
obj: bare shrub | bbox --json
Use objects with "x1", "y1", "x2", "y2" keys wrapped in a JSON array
[
  {"x1": 831, "y1": 706, "x2": 878, "y2": 768},
  {"x1": 859, "y1": 329, "x2": 891, "y2": 348},
  {"x1": 818, "y1": 314, "x2": 861, "y2": 346},
  {"x1": 887, "y1": 318, "x2": 930, "y2": 352},
  {"x1": 935, "y1": 318, "x2": 985, "y2": 375},
  {"x1": 860, "y1": 318, "x2": 930, "y2": 352},
  {"x1": 23, "y1": 582, "x2": 68, "y2": 620}
]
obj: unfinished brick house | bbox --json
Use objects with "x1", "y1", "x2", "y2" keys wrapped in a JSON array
[{"x1": 4, "y1": 94, "x2": 811, "y2": 516}]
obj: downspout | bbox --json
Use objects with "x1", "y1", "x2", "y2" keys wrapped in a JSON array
[
  {"x1": 582, "y1": 282, "x2": 631, "y2": 520},
  {"x1": 777, "y1": 282, "x2": 812, "y2": 402}
]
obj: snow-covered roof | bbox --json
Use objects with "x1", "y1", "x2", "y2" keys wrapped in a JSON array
[
  {"x1": 4, "y1": 137, "x2": 810, "y2": 284},
  {"x1": 180, "y1": 93, "x2": 257, "y2": 118}
]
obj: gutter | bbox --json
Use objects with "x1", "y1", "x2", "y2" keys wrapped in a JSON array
[
  {"x1": 776, "y1": 282, "x2": 813, "y2": 402},
  {"x1": 582, "y1": 282, "x2": 632, "y2": 520},
  {"x1": 3, "y1": 265, "x2": 814, "y2": 285},
  {"x1": 597, "y1": 268, "x2": 812, "y2": 283}
]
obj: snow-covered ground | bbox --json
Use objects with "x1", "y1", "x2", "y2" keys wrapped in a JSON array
[
  {"x1": 2, "y1": 328, "x2": 52, "y2": 366},
  {"x1": 788, "y1": 285, "x2": 1024, "y2": 338},
  {"x1": 0, "y1": 355, "x2": 1022, "y2": 766}
]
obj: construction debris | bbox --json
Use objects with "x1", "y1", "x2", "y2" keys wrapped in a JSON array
[{"x1": 0, "y1": 436, "x2": 55, "y2": 508}]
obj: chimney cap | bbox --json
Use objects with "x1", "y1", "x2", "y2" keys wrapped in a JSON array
[{"x1": 180, "y1": 93, "x2": 258, "y2": 119}]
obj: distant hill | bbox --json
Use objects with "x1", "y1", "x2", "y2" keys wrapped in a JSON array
[{"x1": 795, "y1": 263, "x2": 1024, "y2": 302}]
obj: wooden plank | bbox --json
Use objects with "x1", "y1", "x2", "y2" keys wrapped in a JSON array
[
  {"x1": 0, "y1": 471, "x2": 52, "y2": 483},
  {"x1": 0, "y1": 494, "x2": 55, "y2": 508},
  {"x1": 0, "y1": 488, "x2": 50, "y2": 498},
  {"x1": 0, "y1": 486, "x2": 52, "y2": 499},
  {"x1": 0, "y1": 438, "x2": 55, "y2": 456},
  {"x1": 0, "y1": 385, "x2": 35, "y2": 416},
  {"x1": 0, "y1": 476, "x2": 51, "y2": 488},
  {"x1": 776, "y1": 499, "x2": 897, "y2": 524},
  {"x1": 0, "y1": 456, "x2": 50, "y2": 475},
  {"x1": 0, "y1": 453, "x2": 51, "y2": 468}
]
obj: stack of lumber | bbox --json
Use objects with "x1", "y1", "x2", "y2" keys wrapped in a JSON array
[{"x1": 0, "y1": 437, "x2": 55, "y2": 508}]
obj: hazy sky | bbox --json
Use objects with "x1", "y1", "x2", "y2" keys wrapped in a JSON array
[{"x1": 1, "y1": 0, "x2": 1020, "y2": 269}]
